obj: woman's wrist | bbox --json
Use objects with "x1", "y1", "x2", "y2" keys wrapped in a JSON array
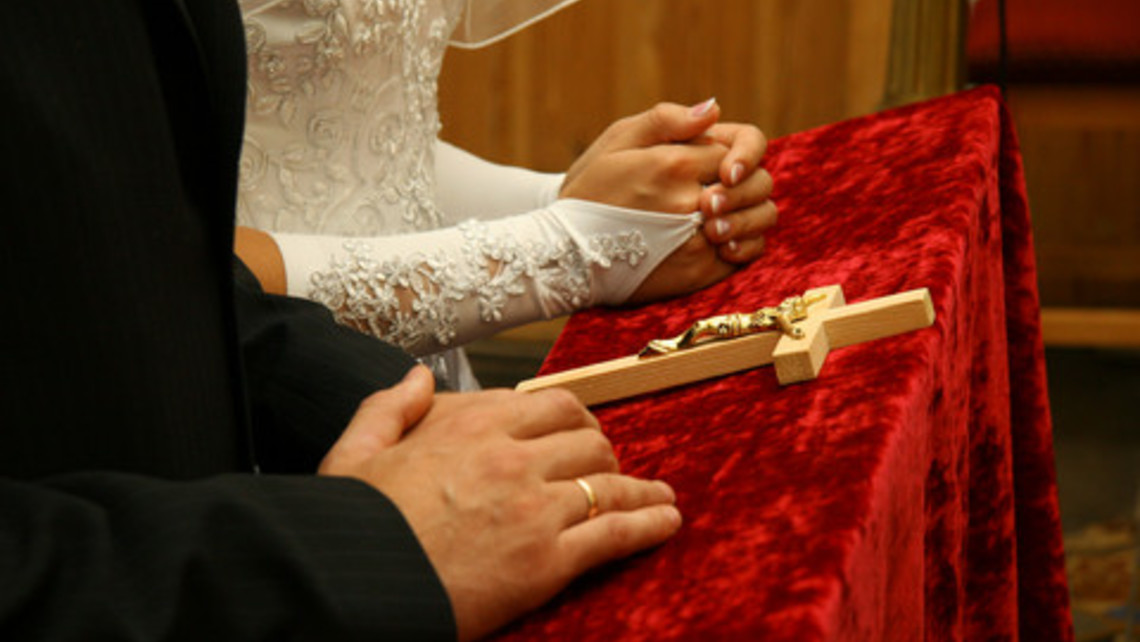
[{"x1": 234, "y1": 226, "x2": 287, "y2": 294}]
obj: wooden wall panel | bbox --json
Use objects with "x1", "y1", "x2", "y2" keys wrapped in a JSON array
[
  {"x1": 442, "y1": 0, "x2": 894, "y2": 368},
  {"x1": 1010, "y1": 87, "x2": 1140, "y2": 307},
  {"x1": 439, "y1": 0, "x2": 893, "y2": 172}
]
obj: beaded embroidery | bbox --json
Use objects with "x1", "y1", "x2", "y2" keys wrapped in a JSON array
[
  {"x1": 307, "y1": 220, "x2": 648, "y2": 353},
  {"x1": 238, "y1": 0, "x2": 462, "y2": 234}
]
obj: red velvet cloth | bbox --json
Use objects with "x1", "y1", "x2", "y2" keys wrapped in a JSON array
[
  {"x1": 495, "y1": 88, "x2": 1072, "y2": 641},
  {"x1": 968, "y1": 0, "x2": 1140, "y2": 82}
]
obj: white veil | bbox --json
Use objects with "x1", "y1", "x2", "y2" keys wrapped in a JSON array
[
  {"x1": 449, "y1": 0, "x2": 580, "y2": 49},
  {"x1": 239, "y1": 1, "x2": 579, "y2": 49}
]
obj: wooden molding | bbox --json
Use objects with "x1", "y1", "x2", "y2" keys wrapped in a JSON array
[{"x1": 1041, "y1": 307, "x2": 1140, "y2": 348}]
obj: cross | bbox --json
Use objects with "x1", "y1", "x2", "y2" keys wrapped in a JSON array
[{"x1": 516, "y1": 285, "x2": 935, "y2": 406}]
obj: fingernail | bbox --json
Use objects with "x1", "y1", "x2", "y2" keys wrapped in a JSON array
[
  {"x1": 690, "y1": 97, "x2": 717, "y2": 118},
  {"x1": 710, "y1": 193, "x2": 725, "y2": 216},
  {"x1": 730, "y1": 163, "x2": 744, "y2": 186},
  {"x1": 714, "y1": 218, "x2": 731, "y2": 238},
  {"x1": 657, "y1": 480, "x2": 676, "y2": 502},
  {"x1": 727, "y1": 240, "x2": 740, "y2": 254},
  {"x1": 664, "y1": 506, "x2": 683, "y2": 527}
]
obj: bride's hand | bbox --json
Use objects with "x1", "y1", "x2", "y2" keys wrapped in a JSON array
[
  {"x1": 624, "y1": 163, "x2": 778, "y2": 306},
  {"x1": 562, "y1": 99, "x2": 767, "y2": 197},
  {"x1": 560, "y1": 100, "x2": 777, "y2": 304},
  {"x1": 698, "y1": 160, "x2": 777, "y2": 265},
  {"x1": 559, "y1": 101, "x2": 731, "y2": 214}
]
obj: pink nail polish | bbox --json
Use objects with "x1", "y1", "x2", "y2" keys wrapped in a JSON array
[
  {"x1": 690, "y1": 97, "x2": 717, "y2": 118},
  {"x1": 710, "y1": 193, "x2": 725, "y2": 216},
  {"x1": 730, "y1": 163, "x2": 744, "y2": 186},
  {"x1": 715, "y1": 218, "x2": 731, "y2": 238}
]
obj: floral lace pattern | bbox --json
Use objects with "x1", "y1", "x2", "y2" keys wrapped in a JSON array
[
  {"x1": 238, "y1": 0, "x2": 464, "y2": 234},
  {"x1": 237, "y1": 0, "x2": 668, "y2": 385},
  {"x1": 307, "y1": 221, "x2": 649, "y2": 354}
]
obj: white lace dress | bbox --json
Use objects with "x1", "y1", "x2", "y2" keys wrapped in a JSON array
[{"x1": 237, "y1": 0, "x2": 701, "y2": 389}]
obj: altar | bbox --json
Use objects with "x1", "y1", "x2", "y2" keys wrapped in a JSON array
[{"x1": 495, "y1": 87, "x2": 1073, "y2": 641}]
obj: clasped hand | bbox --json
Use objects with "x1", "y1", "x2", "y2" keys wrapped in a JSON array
[
  {"x1": 319, "y1": 366, "x2": 681, "y2": 641},
  {"x1": 561, "y1": 99, "x2": 778, "y2": 305}
]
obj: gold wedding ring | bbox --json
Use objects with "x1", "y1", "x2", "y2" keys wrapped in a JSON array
[{"x1": 575, "y1": 477, "x2": 599, "y2": 519}]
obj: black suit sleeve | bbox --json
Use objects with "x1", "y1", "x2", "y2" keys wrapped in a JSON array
[
  {"x1": 1, "y1": 471, "x2": 455, "y2": 641},
  {"x1": 0, "y1": 294, "x2": 456, "y2": 640},
  {"x1": 233, "y1": 259, "x2": 423, "y2": 473},
  {"x1": 0, "y1": 1, "x2": 456, "y2": 639}
]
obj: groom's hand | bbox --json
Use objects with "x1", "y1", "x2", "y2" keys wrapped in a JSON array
[{"x1": 319, "y1": 366, "x2": 682, "y2": 642}]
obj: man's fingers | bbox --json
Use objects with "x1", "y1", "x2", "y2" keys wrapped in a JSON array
[
  {"x1": 529, "y1": 429, "x2": 620, "y2": 482},
  {"x1": 557, "y1": 474, "x2": 677, "y2": 528},
  {"x1": 505, "y1": 388, "x2": 601, "y2": 440},
  {"x1": 319, "y1": 365, "x2": 435, "y2": 473},
  {"x1": 558, "y1": 503, "x2": 683, "y2": 574}
]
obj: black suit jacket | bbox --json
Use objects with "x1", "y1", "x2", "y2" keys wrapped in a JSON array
[{"x1": 0, "y1": 1, "x2": 453, "y2": 639}]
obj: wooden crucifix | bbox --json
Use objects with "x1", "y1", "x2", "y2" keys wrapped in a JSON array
[{"x1": 516, "y1": 285, "x2": 935, "y2": 407}]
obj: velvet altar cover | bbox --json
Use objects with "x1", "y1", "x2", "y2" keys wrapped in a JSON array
[{"x1": 496, "y1": 88, "x2": 1072, "y2": 641}]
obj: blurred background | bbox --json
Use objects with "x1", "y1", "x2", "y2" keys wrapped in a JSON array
[{"x1": 438, "y1": 1, "x2": 1140, "y2": 638}]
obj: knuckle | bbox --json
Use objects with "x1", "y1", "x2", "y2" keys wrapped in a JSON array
[
  {"x1": 751, "y1": 237, "x2": 767, "y2": 256},
  {"x1": 668, "y1": 191, "x2": 699, "y2": 214},
  {"x1": 489, "y1": 387, "x2": 523, "y2": 402},
  {"x1": 655, "y1": 146, "x2": 689, "y2": 176},
  {"x1": 603, "y1": 517, "x2": 637, "y2": 549},
  {"x1": 628, "y1": 481, "x2": 657, "y2": 507},
  {"x1": 484, "y1": 442, "x2": 533, "y2": 480},
  {"x1": 648, "y1": 102, "x2": 674, "y2": 125},
  {"x1": 610, "y1": 114, "x2": 636, "y2": 136},
  {"x1": 758, "y1": 168, "x2": 774, "y2": 192},
  {"x1": 452, "y1": 407, "x2": 493, "y2": 437},
  {"x1": 735, "y1": 124, "x2": 766, "y2": 154},
  {"x1": 584, "y1": 431, "x2": 618, "y2": 467},
  {"x1": 507, "y1": 488, "x2": 547, "y2": 521},
  {"x1": 453, "y1": 419, "x2": 485, "y2": 439},
  {"x1": 502, "y1": 531, "x2": 550, "y2": 575},
  {"x1": 543, "y1": 387, "x2": 587, "y2": 418},
  {"x1": 355, "y1": 389, "x2": 388, "y2": 415},
  {"x1": 728, "y1": 209, "x2": 755, "y2": 234}
]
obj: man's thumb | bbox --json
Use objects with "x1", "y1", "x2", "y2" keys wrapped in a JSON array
[{"x1": 320, "y1": 365, "x2": 435, "y2": 472}]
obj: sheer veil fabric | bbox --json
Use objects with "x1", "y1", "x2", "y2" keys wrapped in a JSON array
[
  {"x1": 449, "y1": 0, "x2": 579, "y2": 49},
  {"x1": 241, "y1": 0, "x2": 579, "y2": 48}
]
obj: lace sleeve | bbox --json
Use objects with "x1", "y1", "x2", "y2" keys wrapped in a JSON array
[{"x1": 271, "y1": 200, "x2": 701, "y2": 356}]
